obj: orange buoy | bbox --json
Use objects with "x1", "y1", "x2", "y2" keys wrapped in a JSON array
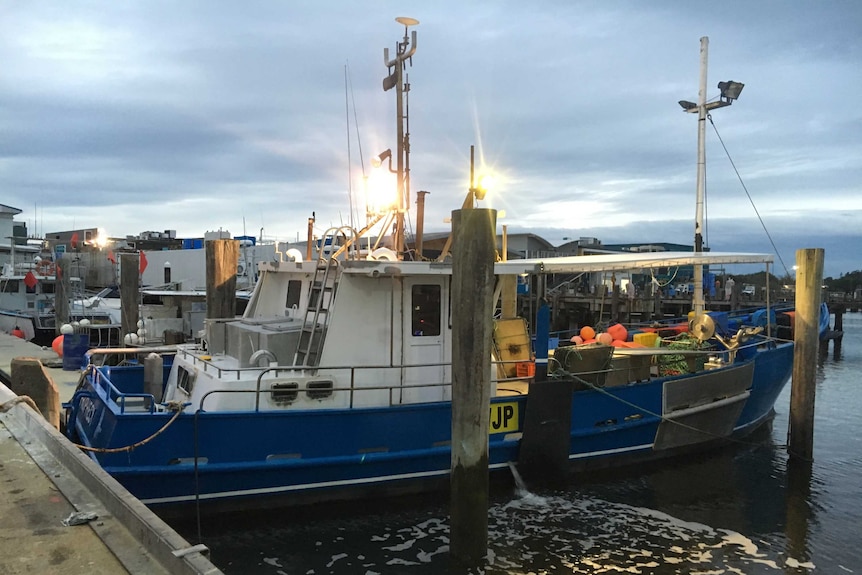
[
  {"x1": 596, "y1": 332, "x2": 613, "y2": 345},
  {"x1": 570, "y1": 335, "x2": 584, "y2": 345},
  {"x1": 52, "y1": 335, "x2": 64, "y2": 357},
  {"x1": 580, "y1": 325, "x2": 596, "y2": 341},
  {"x1": 11, "y1": 327, "x2": 25, "y2": 339},
  {"x1": 607, "y1": 323, "x2": 628, "y2": 342}
]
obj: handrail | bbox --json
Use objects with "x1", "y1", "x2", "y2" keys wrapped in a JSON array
[
  {"x1": 84, "y1": 332, "x2": 789, "y2": 413},
  {"x1": 90, "y1": 368, "x2": 159, "y2": 414}
]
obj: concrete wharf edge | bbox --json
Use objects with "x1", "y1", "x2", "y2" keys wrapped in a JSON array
[{"x1": 0, "y1": 335, "x2": 222, "y2": 575}]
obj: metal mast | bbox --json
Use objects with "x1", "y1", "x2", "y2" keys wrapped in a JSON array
[
  {"x1": 693, "y1": 36, "x2": 708, "y2": 316},
  {"x1": 382, "y1": 17, "x2": 418, "y2": 257},
  {"x1": 679, "y1": 37, "x2": 744, "y2": 316}
]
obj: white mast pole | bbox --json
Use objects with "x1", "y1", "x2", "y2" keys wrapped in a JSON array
[{"x1": 693, "y1": 36, "x2": 708, "y2": 316}]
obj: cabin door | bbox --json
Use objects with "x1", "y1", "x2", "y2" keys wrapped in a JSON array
[{"x1": 400, "y1": 278, "x2": 447, "y2": 404}]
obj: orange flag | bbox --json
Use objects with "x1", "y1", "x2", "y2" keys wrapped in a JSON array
[
  {"x1": 24, "y1": 271, "x2": 38, "y2": 289},
  {"x1": 139, "y1": 251, "x2": 148, "y2": 275}
]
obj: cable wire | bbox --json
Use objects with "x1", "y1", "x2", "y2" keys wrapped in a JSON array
[{"x1": 708, "y1": 114, "x2": 791, "y2": 276}]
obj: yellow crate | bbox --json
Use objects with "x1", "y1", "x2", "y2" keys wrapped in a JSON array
[{"x1": 633, "y1": 332, "x2": 659, "y2": 347}]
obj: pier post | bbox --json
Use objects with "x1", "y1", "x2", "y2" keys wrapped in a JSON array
[
  {"x1": 789, "y1": 248, "x2": 824, "y2": 461},
  {"x1": 832, "y1": 304, "x2": 844, "y2": 357},
  {"x1": 10, "y1": 357, "x2": 60, "y2": 429},
  {"x1": 120, "y1": 253, "x2": 140, "y2": 340},
  {"x1": 450, "y1": 208, "x2": 496, "y2": 568},
  {"x1": 784, "y1": 457, "x2": 814, "y2": 571},
  {"x1": 205, "y1": 239, "x2": 240, "y2": 319},
  {"x1": 54, "y1": 258, "x2": 71, "y2": 332}
]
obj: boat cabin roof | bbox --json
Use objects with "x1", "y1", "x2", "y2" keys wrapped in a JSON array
[
  {"x1": 259, "y1": 250, "x2": 773, "y2": 278},
  {"x1": 494, "y1": 251, "x2": 774, "y2": 275}
]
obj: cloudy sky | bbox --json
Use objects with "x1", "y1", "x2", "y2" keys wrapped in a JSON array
[{"x1": 2, "y1": 1, "x2": 860, "y2": 277}]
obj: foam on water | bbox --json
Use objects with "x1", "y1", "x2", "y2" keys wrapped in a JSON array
[{"x1": 224, "y1": 491, "x2": 816, "y2": 574}]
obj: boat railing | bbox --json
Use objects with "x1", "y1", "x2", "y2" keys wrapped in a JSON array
[
  {"x1": 83, "y1": 335, "x2": 786, "y2": 414},
  {"x1": 89, "y1": 367, "x2": 160, "y2": 414}
]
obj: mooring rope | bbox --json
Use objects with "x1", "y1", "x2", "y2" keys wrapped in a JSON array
[
  {"x1": 71, "y1": 401, "x2": 186, "y2": 454},
  {"x1": 0, "y1": 395, "x2": 43, "y2": 416}
]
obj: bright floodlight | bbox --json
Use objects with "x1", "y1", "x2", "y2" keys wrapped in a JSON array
[
  {"x1": 365, "y1": 168, "x2": 397, "y2": 214},
  {"x1": 472, "y1": 173, "x2": 495, "y2": 201},
  {"x1": 93, "y1": 227, "x2": 109, "y2": 248},
  {"x1": 372, "y1": 148, "x2": 392, "y2": 168},
  {"x1": 477, "y1": 174, "x2": 495, "y2": 193},
  {"x1": 718, "y1": 81, "x2": 744, "y2": 101}
]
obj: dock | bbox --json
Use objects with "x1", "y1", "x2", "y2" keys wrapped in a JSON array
[{"x1": 0, "y1": 333, "x2": 222, "y2": 575}]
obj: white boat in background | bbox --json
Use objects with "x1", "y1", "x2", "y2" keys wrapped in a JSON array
[
  {"x1": 1, "y1": 260, "x2": 119, "y2": 346},
  {"x1": 73, "y1": 285, "x2": 123, "y2": 325}
]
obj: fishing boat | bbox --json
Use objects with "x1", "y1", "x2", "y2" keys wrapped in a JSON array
[
  {"x1": 62, "y1": 24, "x2": 795, "y2": 513},
  {"x1": 0, "y1": 260, "x2": 120, "y2": 346}
]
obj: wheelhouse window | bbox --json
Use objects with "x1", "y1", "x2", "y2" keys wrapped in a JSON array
[
  {"x1": 2, "y1": 280, "x2": 18, "y2": 293},
  {"x1": 411, "y1": 284, "x2": 441, "y2": 337},
  {"x1": 177, "y1": 366, "x2": 195, "y2": 395}
]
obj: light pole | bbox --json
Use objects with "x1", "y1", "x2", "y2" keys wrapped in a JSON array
[{"x1": 679, "y1": 36, "x2": 744, "y2": 316}]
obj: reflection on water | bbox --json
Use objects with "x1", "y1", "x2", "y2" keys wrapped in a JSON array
[{"x1": 167, "y1": 314, "x2": 862, "y2": 574}]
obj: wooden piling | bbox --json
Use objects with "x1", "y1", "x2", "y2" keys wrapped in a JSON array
[
  {"x1": 450, "y1": 208, "x2": 496, "y2": 568},
  {"x1": 206, "y1": 239, "x2": 240, "y2": 319},
  {"x1": 789, "y1": 248, "x2": 824, "y2": 461},
  {"x1": 784, "y1": 457, "x2": 814, "y2": 571},
  {"x1": 120, "y1": 253, "x2": 140, "y2": 340},
  {"x1": 833, "y1": 304, "x2": 844, "y2": 357}
]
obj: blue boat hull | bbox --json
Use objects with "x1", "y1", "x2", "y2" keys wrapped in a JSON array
[{"x1": 65, "y1": 341, "x2": 793, "y2": 512}]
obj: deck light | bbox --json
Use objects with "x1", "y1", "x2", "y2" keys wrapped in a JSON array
[
  {"x1": 718, "y1": 80, "x2": 744, "y2": 102},
  {"x1": 473, "y1": 174, "x2": 495, "y2": 201},
  {"x1": 372, "y1": 148, "x2": 393, "y2": 170}
]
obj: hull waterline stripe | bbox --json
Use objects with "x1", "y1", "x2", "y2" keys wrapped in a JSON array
[
  {"x1": 568, "y1": 443, "x2": 654, "y2": 460},
  {"x1": 140, "y1": 461, "x2": 514, "y2": 505}
]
